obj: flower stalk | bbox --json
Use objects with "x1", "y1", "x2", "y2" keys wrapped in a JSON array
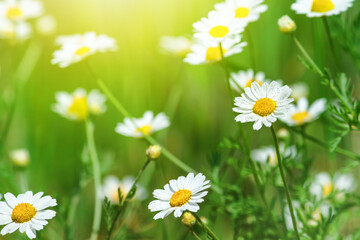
[
  {"x1": 193, "y1": 213, "x2": 219, "y2": 240},
  {"x1": 270, "y1": 126, "x2": 300, "y2": 240}
]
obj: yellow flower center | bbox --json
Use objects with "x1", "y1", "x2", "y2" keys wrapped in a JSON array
[
  {"x1": 311, "y1": 0, "x2": 335, "y2": 13},
  {"x1": 235, "y1": 7, "x2": 250, "y2": 18},
  {"x1": 7, "y1": 7, "x2": 22, "y2": 20},
  {"x1": 312, "y1": 209, "x2": 322, "y2": 221},
  {"x1": 253, "y1": 98, "x2": 277, "y2": 117},
  {"x1": 322, "y1": 182, "x2": 333, "y2": 197},
  {"x1": 111, "y1": 186, "x2": 125, "y2": 203},
  {"x1": 170, "y1": 189, "x2": 192, "y2": 207},
  {"x1": 206, "y1": 46, "x2": 226, "y2": 61},
  {"x1": 12, "y1": 203, "x2": 37, "y2": 223},
  {"x1": 268, "y1": 155, "x2": 278, "y2": 166},
  {"x1": 209, "y1": 26, "x2": 229, "y2": 38},
  {"x1": 75, "y1": 46, "x2": 91, "y2": 56},
  {"x1": 68, "y1": 96, "x2": 89, "y2": 120},
  {"x1": 136, "y1": 125, "x2": 152, "y2": 136},
  {"x1": 245, "y1": 79, "x2": 262, "y2": 89},
  {"x1": 291, "y1": 111, "x2": 309, "y2": 124}
]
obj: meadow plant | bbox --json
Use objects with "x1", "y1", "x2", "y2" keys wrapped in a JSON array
[{"x1": 1, "y1": 0, "x2": 360, "y2": 239}]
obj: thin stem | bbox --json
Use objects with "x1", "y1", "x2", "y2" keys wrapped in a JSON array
[
  {"x1": 189, "y1": 228, "x2": 202, "y2": 240},
  {"x1": 322, "y1": 17, "x2": 341, "y2": 70},
  {"x1": 288, "y1": 127, "x2": 360, "y2": 161},
  {"x1": 85, "y1": 119, "x2": 102, "y2": 240},
  {"x1": 107, "y1": 158, "x2": 151, "y2": 240},
  {"x1": 219, "y1": 42, "x2": 235, "y2": 101},
  {"x1": 246, "y1": 28, "x2": 256, "y2": 72},
  {"x1": 239, "y1": 126, "x2": 284, "y2": 238},
  {"x1": 270, "y1": 126, "x2": 300, "y2": 240},
  {"x1": 193, "y1": 213, "x2": 219, "y2": 240}
]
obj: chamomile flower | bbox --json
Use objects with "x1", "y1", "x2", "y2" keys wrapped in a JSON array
[
  {"x1": 230, "y1": 69, "x2": 269, "y2": 93},
  {"x1": 115, "y1": 111, "x2": 170, "y2": 138},
  {"x1": 291, "y1": 0, "x2": 354, "y2": 18},
  {"x1": 0, "y1": 20, "x2": 31, "y2": 40},
  {"x1": 51, "y1": 32, "x2": 117, "y2": 68},
  {"x1": 251, "y1": 144, "x2": 297, "y2": 167},
  {"x1": 184, "y1": 36, "x2": 246, "y2": 65},
  {"x1": 310, "y1": 172, "x2": 355, "y2": 200},
  {"x1": 0, "y1": 0, "x2": 43, "y2": 21},
  {"x1": 214, "y1": 0, "x2": 268, "y2": 25},
  {"x1": 193, "y1": 10, "x2": 246, "y2": 44},
  {"x1": 52, "y1": 88, "x2": 106, "y2": 121},
  {"x1": 160, "y1": 36, "x2": 192, "y2": 58},
  {"x1": 148, "y1": 173, "x2": 210, "y2": 219},
  {"x1": 9, "y1": 148, "x2": 29, "y2": 167},
  {"x1": 281, "y1": 97, "x2": 327, "y2": 126},
  {"x1": 233, "y1": 81, "x2": 293, "y2": 130},
  {"x1": 290, "y1": 82, "x2": 309, "y2": 102},
  {"x1": 0, "y1": 191, "x2": 57, "y2": 239},
  {"x1": 100, "y1": 175, "x2": 147, "y2": 204}
]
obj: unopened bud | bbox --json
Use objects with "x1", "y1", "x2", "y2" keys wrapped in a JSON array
[
  {"x1": 10, "y1": 149, "x2": 30, "y2": 167},
  {"x1": 146, "y1": 145, "x2": 161, "y2": 159},
  {"x1": 278, "y1": 15, "x2": 296, "y2": 33},
  {"x1": 182, "y1": 212, "x2": 196, "y2": 227},
  {"x1": 277, "y1": 128, "x2": 289, "y2": 139}
]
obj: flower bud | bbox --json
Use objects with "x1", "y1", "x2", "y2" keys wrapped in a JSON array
[
  {"x1": 182, "y1": 212, "x2": 196, "y2": 227},
  {"x1": 9, "y1": 149, "x2": 30, "y2": 167},
  {"x1": 277, "y1": 128, "x2": 289, "y2": 139},
  {"x1": 146, "y1": 145, "x2": 161, "y2": 159},
  {"x1": 278, "y1": 15, "x2": 296, "y2": 33}
]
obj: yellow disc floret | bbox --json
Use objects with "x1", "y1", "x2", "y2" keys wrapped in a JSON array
[
  {"x1": 136, "y1": 125, "x2": 152, "y2": 136},
  {"x1": 7, "y1": 7, "x2": 22, "y2": 20},
  {"x1": 68, "y1": 96, "x2": 89, "y2": 120},
  {"x1": 206, "y1": 46, "x2": 226, "y2": 61},
  {"x1": 75, "y1": 46, "x2": 91, "y2": 56},
  {"x1": 311, "y1": 0, "x2": 335, "y2": 13},
  {"x1": 12, "y1": 203, "x2": 37, "y2": 223},
  {"x1": 235, "y1": 7, "x2": 250, "y2": 18},
  {"x1": 291, "y1": 111, "x2": 309, "y2": 124},
  {"x1": 209, "y1": 26, "x2": 229, "y2": 38},
  {"x1": 170, "y1": 189, "x2": 192, "y2": 207},
  {"x1": 253, "y1": 98, "x2": 277, "y2": 117},
  {"x1": 245, "y1": 79, "x2": 262, "y2": 89},
  {"x1": 322, "y1": 182, "x2": 333, "y2": 197}
]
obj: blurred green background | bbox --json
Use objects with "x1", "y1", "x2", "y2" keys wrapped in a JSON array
[{"x1": 1, "y1": 0, "x2": 360, "y2": 239}]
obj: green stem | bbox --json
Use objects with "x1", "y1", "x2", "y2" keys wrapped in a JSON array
[
  {"x1": 288, "y1": 127, "x2": 360, "y2": 161},
  {"x1": 246, "y1": 28, "x2": 256, "y2": 72},
  {"x1": 239, "y1": 126, "x2": 284, "y2": 238},
  {"x1": 189, "y1": 228, "x2": 202, "y2": 240},
  {"x1": 291, "y1": 35, "x2": 355, "y2": 116},
  {"x1": 85, "y1": 119, "x2": 102, "y2": 240},
  {"x1": 219, "y1": 42, "x2": 235, "y2": 101},
  {"x1": 322, "y1": 17, "x2": 341, "y2": 70},
  {"x1": 270, "y1": 126, "x2": 300, "y2": 240},
  {"x1": 107, "y1": 158, "x2": 151, "y2": 240},
  {"x1": 193, "y1": 213, "x2": 219, "y2": 240}
]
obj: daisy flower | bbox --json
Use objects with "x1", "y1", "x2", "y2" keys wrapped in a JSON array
[
  {"x1": 193, "y1": 10, "x2": 246, "y2": 44},
  {"x1": 148, "y1": 173, "x2": 210, "y2": 219},
  {"x1": 290, "y1": 82, "x2": 309, "y2": 102},
  {"x1": 159, "y1": 36, "x2": 193, "y2": 58},
  {"x1": 100, "y1": 175, "x2": 147, "y2": 204},
  {"x1": 184, "y1": 36, "x2": 246, "y2": 65},
  {"x1": 9, "y1": 148, "x2": 29, "y2": 167},
  {"x1": 281, "y1": 97, "x2": 327, "y2": 126},
  {"x1": 115, "y1": 111, "x2": 170, "y2": 138},
  {"x1": 52, "y1": 88, "x2": 106, "y2": 121},
  {"x1": 214, "y1": 0, "x2": 268, "y2": 25},
  {"x1": 0, "y1": 191, "x2": 57, "y2": 239},
  {"x1": 0, "y1": 20, "x2": 31, "y2": 40},
  {"x1": 0, "y1": 0, "x2": 43, "y2": 21},
  {"x1": 230, "y1": 69, "x2": 269, "y2": 93},
  {"x1": 233, "y1": 81, "x2": 293, "y2": 130},
  {"x1": 251, "y1": 144, "x2": 297, "y2": 167},
  {"x1": 291, "y1": 0, "x2": 354, "y2": 18},
  {"x1": 51, "y1": 32, "x2": 117, "y2": 68},
  {"x1": 309, "y1": 172, "x2": 355, "y2": 200}
]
